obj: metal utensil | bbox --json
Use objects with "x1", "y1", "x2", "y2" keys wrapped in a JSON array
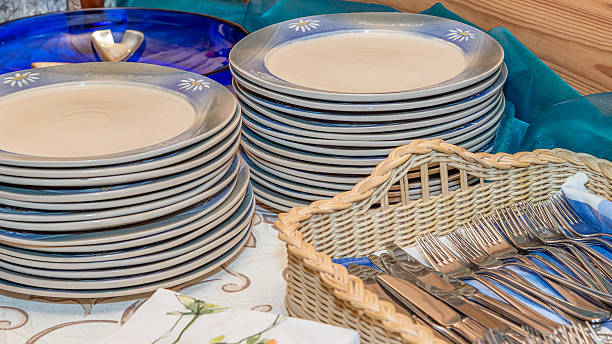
[{"x1": 91, "y1": 29, "x2": 144, "y2": 62}]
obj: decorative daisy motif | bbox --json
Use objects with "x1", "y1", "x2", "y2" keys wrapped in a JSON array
[
  {"x1": 446, "y1": 28, "x2": 475, "y2": 42},
  {"x1": 253, "y1": 70, "x2": 274, "y2": 80},
  {"x1": 3, "y1": 72, "x2": 40, "y2": 88},
  {"x1": 178, "y1": 78, "x2": 210, "y2": 92},
  {"x1": 288, "y1": 19, "x2": 320, "y2": 32}
]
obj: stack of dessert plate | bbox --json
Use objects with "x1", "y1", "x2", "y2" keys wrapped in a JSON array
[
  {"x1": 0, "y1": 62, "x2": 253, "y2": 298},
  {"x1": 229, "y1": 13, "x2": 506, "y2": 211}
]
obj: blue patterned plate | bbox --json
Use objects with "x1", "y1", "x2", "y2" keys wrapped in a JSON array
[
  {"x1": 230, "y1": 13, "x2": 503, "y2": 102},
  {"x1": 0, "y1": 62, "x2": 236, "y2": 167},
  {"x1": 0, "y1": 8, "x2": 247, "y2": 85}
]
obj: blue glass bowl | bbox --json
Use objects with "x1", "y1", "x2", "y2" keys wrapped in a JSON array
[{"x1": 0, "y1": 8, "x2": 248, "y2": 85}]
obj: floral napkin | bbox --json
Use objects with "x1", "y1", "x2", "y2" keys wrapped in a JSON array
[{"x1": 98, "y1": 288, "x2": 360, "y2": 344}]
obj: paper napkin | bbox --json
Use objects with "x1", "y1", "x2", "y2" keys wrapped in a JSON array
[{"x1": 98, "y1": 288, "x2": 360, "y2": 344}]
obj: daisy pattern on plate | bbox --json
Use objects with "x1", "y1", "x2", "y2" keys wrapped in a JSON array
[
  {"x1": 2, "y1": 71, "x2": 40, "y2": 88},
  {"x1": 288, "y1": 19, "x2": 320, "y2": 32},
  {"x1": 178, "y1": 78, "x2": 210, "y2": 92},
  {"x1": 446, "y1": 28, "x2": 475, "y2": 42}
]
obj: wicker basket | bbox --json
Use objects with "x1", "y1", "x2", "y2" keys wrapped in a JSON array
[{"x1": 274, "y1": 139, "x2": 612, "y2": 344}]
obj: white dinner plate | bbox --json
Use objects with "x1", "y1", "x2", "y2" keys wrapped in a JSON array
[{"x1": 0, "y1": 63, "x2": 237, "y2": 168}]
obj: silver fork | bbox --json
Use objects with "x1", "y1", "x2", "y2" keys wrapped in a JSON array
[
  {"x1": 478, "y1": 212, "x2": 612, "y2": 307},
  {"x1": 510, "y1": 204, "x2": 612, "y2": 287},
  {"x1": 495, "y1": 207, "x2": 612, "y2": 297},
  {"x1": 446, "y1": 229, "x2": 610, "y2": 322},
  {"x1": 466, "y1": 216, "x2": 611, "y2": 312},
  {"x1": 547, "y1": 194, "x2": 612, "y2": 242},
  {"x1": 416, "y1": 233, "x2": 562, "y2": 331}
]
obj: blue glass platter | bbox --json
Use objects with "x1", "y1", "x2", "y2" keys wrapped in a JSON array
[{"x1": 0, "y1": 8, "x2": 248, "y2": 85}]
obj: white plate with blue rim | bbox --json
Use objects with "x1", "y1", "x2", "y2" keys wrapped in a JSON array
[
  {"x1": 239, "y1": 92, "x2": 502, "y2": 141},
  {"x1": 0, "y1": 138, "x2": 239, "y2": 211},
  {"x1": 0, "y1": 228, "x2": 249, "y2": 298},
  {"x1": 241, "y1": 120, "x2": 499, "y2": 175},
  {"x1": 0, "y1": 62, "x2": 237, "y2": 168},
  {"x1": 0, "y1": 157, "x2": 242, "y2": 231},
  {"x1": 242, "y1": 140, "x2": 493, "y2": 186},
  {"x1": 0, "y1": 119, "x2": 240, "y2": 187},
  {"x1": 236, "y1": 87, "x2": 501, "y2": 134},
  {"x1": 234, "y1": 65, "x2": 505, "y2": 119},
  {"x1": 0, "y1": 157, "x2": 237, "y2": 223},
  {"x1": 244, "y1": 150, "x2": 463, "y2": 198},
  {"x1": 0, "y1": 223, "x2": 251, "y2": 290},
  {"x1": 0, "y1": 106, "x2": 241, "y2": 179},
  {"x1": 242, "y1": 95, "x2": 503, "y2": 148},
  {"x1": 229, "y1": 13, "x2": 503, "y2": 102},
  {"x1": 240, "y1": 99, "x2": 503, "y2": 163},
  {"x1": 0, "y1": 191, "x2": 255, "y2": 276},
  {"x1": 0, "y1": 115, "x2": 240, "y2": 203},
  {"x1": 0, "y1": 167, "x2": 250, "y2": 254},
  {"x1": 232, "y1": 64, "x2": 505, "y2": 112}
]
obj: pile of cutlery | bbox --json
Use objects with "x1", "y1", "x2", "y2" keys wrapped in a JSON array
[{"x1": 349, "y1": 195, "x2": 612, "y2": 343}]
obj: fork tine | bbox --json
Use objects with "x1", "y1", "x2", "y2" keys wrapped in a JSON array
[
  {"x1": 556, "y1": 193, "x2": 581, "y2": 224},
  {"x1": 416, "y1": 236, "x2": 439, "y2": 267},
  {"x1": 448, "y1": 230, "x2": 480, "y2": 261},
  {"x1": 422, "y1": 234, "x2": 449, "y2": 262},
  {"x1": 463, "y1": 222, "x2": 490, "y2": 251},
  {"x1": 471, "y1": 216, "x2": 493, "y2": 247},
  {"x1": 427, "y1": 233, "x2": 462, "y2": 263}
]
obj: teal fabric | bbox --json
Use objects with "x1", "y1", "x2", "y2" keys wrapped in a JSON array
[{"x1": 117, "y1": 0, "x2": 612, "y2": 160}]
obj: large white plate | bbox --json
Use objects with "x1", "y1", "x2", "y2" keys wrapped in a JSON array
[
  {"x1": 0, "y1": 138, "x2": 239, "y2": 211},
  {"x1": 0, "y1": 118, "x2": 241, "y2": 187},
  {"x1": 0, "y1": 113, "x2": 240, "y2": 202},
  {"x1": 243, "y1": 96, "x2": 503, "y2": 149},
  {"x1": 0, "y1": 195, "x2": 255, "y2": 277},
  {"x1": 0, "y1": 63, "x2": 237, "y2": 168},
  {"x1": 0, "y1": 158, "x2": 235, "y2": 222},
  {"x1": 242, "y1": 122, "x2": 499, "y2": 175},
  {"x1": 0, "y1": 167, "x2": 250, "y2": 253},
  {"x1": 236, "y1": 84, "x2": 500, "y2": 134},
  {"x1": 240, "y1": 93, "x2": 501, "y2": 141},
  {"x1": 229, "y1": 13, "x2": 503, "y2": 102},
  {"x1": 0, "y1": 106, "x2": 241, "y2": 179},
  {"x1": 240, "y1": 100, "x2": 503, "y2": 166},
  {"x1": 0, "y1": 225, "x2": 251, "y2": 297},
  {"x1": 233, "y1": 65, "x2": 504, "y2": 112},
  {"x1": 0, "y1": 157, "x2": 242, "y2": 231}
]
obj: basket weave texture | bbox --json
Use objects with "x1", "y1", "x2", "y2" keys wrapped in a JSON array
[{"x1": 274, "y1": 139, "x2": 612, "y2": 344}]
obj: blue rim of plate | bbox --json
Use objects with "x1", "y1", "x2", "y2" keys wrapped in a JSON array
[
  {"x1": 0, "y1": 62, "x2": 236, "y2": 167},
  {"x1": 229, "y1": 12, "x2": 503, "y2": 102},
  {"x1": 0, "y1": 8, "x2": 248, "y2": 78}
]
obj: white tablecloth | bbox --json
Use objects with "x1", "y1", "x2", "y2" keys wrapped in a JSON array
[{"x1": 0, "y1": 208, "x2": 286, "y2": 344}]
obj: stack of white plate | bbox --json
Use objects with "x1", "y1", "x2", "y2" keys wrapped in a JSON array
[
  {"x1": 229, "y1": 13, "x2": 506, "y2": 211},
  {"x1": 0, "y1": 63, "x2": 253, "y2": 298}
]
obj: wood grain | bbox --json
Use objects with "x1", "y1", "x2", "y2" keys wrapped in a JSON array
[{"x1": 354, "y1": 0, "x2": 612, "y2": 94}]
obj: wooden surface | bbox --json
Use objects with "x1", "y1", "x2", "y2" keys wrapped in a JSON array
[{"x1": 355, "y1": 0, "x2": 612, "y2": 95}]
